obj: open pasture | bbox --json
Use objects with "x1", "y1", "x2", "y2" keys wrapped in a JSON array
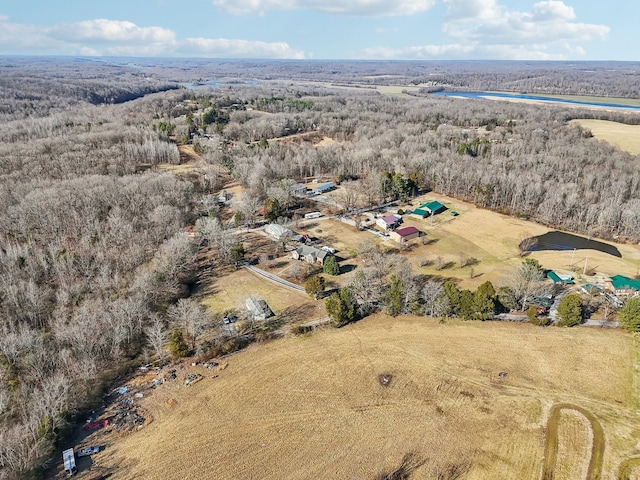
[
  {"x1": 101, "y1": 314, "x2": 640, "y2": 480},
  {"x1": 569, "y1": 119, "x2": 640, "y2": 155}
]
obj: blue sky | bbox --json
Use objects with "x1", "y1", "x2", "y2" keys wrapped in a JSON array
[{"x1": 0, "y1": 0, "x2": 635, "y2": 60}]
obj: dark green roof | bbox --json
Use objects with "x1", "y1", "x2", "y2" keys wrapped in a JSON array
[
  {"x1": 420, "y1": 200, "x2": 446, "y2": 214},
  {"x1": 610, "y1": 275, "x2": 640, "y2": 291},
  {"x1": 412, "y1": 208, "x2": 429, "y2": 217},
  {"x1": 547, "y1": 271, "x2": 574, "y2": 284}
]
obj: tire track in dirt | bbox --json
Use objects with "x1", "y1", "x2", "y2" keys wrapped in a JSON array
[{"x1": 542, "y1": 403, "x2": 605, "y2": 480}]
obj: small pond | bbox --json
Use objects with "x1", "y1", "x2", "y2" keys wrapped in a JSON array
[{"x1": 525, "y1": 231, "x2": 621, "y2": 258}]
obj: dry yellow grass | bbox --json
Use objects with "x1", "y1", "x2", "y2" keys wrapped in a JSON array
[
  {"x1": 570, "y1": 119, "x2": 640, "y2": 155},
  {"x1": 200, "y1": 268, "x2": 318, "y2": 315},
  {"x1": 553, "y1": 410, "x2": 592, "y2": 480},
  {"x1": 391, "y1": 192, "x2": 640, "y2": 290},
  {"x1": 96, "y1": 315, "x2": 640, "y2": 480}
]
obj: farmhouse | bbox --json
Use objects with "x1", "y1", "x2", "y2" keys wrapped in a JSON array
[
  {"x1": 292, "y1": 245, "x2": 331, "y2": 265},
  {"x1": 605, "y1": 275, "x2": 640, "y2": 295},
  {"x1": 245, "y1": 298, "x2": 274, "y2": 321},
  {"x1": 312, "y1": 182, "x2": 336, "y2": 194},
  {"x1": 411, "y1": 200, "x2": 446, "y2": 218},
  {"x1": 376, "y1": 214, "x2": 401, "y2": 231},
  {"x1": 390, "y1": 226, "x2": 421, "y2": 243}
]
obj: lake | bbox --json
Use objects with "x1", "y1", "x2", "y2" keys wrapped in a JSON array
[{"x1": 526, "y1": 231, "x2": 621, "y2": 257}]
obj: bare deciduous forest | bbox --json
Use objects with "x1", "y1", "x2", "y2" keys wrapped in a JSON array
[{"x1": 1, "y1": 57, "x2": 640, "y2": 479}]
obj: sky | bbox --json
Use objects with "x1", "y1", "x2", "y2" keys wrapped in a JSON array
[{"x1": 0, "y1": 0, "x2": 636, "y2": 61}]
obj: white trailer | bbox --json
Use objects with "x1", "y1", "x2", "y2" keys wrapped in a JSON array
[
  {"x1": 63, "y1": 448, "x2": 77, "y2": 476},
  {"x1": 304, "y1": 212, "x2": 322, "y2": 219}
]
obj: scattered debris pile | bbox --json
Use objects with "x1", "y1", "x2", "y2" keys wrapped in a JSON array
[{"x1": 378, "y1": 374, "x2": 393, "y2": 387}]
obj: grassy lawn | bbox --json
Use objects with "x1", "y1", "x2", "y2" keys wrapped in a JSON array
[
  {"x1": 100, "y1": 315, "x2": 640, "y2": 480},
  {"x1": 569, "y1": 119, "x2": 640, "y2": 155},
  {"x1": 200, "y1": 268, "x2": 320, "y2": 318}
]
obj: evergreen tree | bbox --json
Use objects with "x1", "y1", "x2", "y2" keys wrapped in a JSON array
[
  {"x1": 323, "y1": 255, "x2": 340, "y2": 275},
  {"x1": 231, "y1": 242, "x2": 245, "y2": 265},
  {"x1": 473, "y1": 281, "x2": 497, "y2": 320},
  {"x1": 168, "y1": 329, "x2": 189, "y2": 360},
  {"x1": 385, "y1": 275, "x2": 404, "y2": 316},
  {"x1": 325, "y1": 287, "x2": 357, "y2": 327},
  {"x1": 443, "y1": 281, "x2": 461, "y2": 316},
  {"x1": 556, "y1": 294, "x2": 583, "y2": 327},
  {"x1": 459, "y1": 289, "x2": 475, "y2": 320},
  {"x1": 619, "y1": 297, "x2": 640, "y2": 332}
]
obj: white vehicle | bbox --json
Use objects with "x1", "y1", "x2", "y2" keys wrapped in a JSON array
[
  {"x1": 63, "y1": 448, "x2": 77, "y2": 475},
  {"x1": 321, "y1": 246, "x2": 336, "y2": 254},
  {"x1": 76, "y1": 446, "x2": 100, "y2": 457},
  {"x1": 304, "y1": 212, "x2": 322, "y2": 219}
]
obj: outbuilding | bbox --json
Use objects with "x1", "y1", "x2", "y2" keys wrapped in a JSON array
[
  {"x1": 411, "y1": 200, "x2": 446, "y2": 218},
  {"x1": 312, "y1": 182, "x2": 336, "y2": 194},
  {"x1": 246, "y1": 298, "x2": 274, "y2": 321},
  {"x1": 390, "y1": 226, "x2": 421, "y2": 243}
]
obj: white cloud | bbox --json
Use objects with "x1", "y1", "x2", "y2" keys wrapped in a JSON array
[
  {"x1": 181, "y1": 37, "x2": 305, "y2": 58},
  {"x1": 364, "y1": 0, "x2": 609, "y2": 60},
  {"x1": 212, "y1": 0, "x2": 436, "y2": 16},
  {"x1": 49, "y1": 19, "x2": 176, "y2": 44},
  {"x1": 0, "y1": 16, "x2": 305, "y2": 59},
  {"x1": 442, "y1": 0, "x2": 608, "y2": 45}
]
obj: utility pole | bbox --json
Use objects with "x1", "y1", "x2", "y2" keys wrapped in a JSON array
[
  {"x1": 570, "y1": 248, "x2": 576, "y2": 268},
  {"x1": 583, "y1": 256, "x2": 588, "y2": 275}
]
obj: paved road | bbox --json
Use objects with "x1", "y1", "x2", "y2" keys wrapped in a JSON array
[{"x1": 243, "y1": 265, "x2": 305, "y2": 293}]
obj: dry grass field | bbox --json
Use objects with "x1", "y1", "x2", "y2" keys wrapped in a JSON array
[
  {"x1": 200, "y1": 267, "x2": 318, "y2": 316},
  {"x1": 84, "y1": 314, "x2": 640, "y2": 480},
  {"x1": 569, "y1": 119, "x2": 640, "y2": 155},
  {"x1": 246, "y1": 190, "x2": 640, "y2": 295}
]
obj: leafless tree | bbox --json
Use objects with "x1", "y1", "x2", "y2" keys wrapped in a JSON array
[{"x1": 167, "y1": 298, "x2": 211, "y2": 350}]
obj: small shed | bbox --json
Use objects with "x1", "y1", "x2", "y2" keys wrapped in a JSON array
[
  {"x1": 390, "y1": 226, "x2": 420, "y2": 243},
  {"x1": 376, "y1": 215, "x2": 401, "y2": 231},
  {"x1": 246, "y1": 298, "x2": 274, "y2": 321}
]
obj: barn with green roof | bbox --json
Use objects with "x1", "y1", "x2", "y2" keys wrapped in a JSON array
[
  {"x1": 411, "y1": 200, "x2": 446, "y2": 218},
  {"x1": 606, "y1": 275, "x2": 640, "y2": 294}
]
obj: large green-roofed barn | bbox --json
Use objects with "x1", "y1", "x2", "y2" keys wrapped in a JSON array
[
  {"x1": 606, "y1": 275, "x2": 640, "y2": 294},
  {"x1": 411, "y1": 200, "x2": 446, "y2": 218}
]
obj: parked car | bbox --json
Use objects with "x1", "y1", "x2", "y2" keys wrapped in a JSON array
[
  {"x1": 321, "y1": 246, "x2": 336, "y2": 254},
  {"x1": 223, "y1": 315, "x2": 237, "y2": 324},
  {"x1": 77, "y1": 446, "x2": 100, "y2": 457}
]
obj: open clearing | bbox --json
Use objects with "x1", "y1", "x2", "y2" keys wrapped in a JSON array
[
  {"x1": 569, "y1": 119, "x2": 640, "y2": 155},
  {"x1": 200, "y1": 267, "x2": 317, "y2": 315},
  {"x1": 96, "y1": 315, "x2": 640, "y2": 480}
]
